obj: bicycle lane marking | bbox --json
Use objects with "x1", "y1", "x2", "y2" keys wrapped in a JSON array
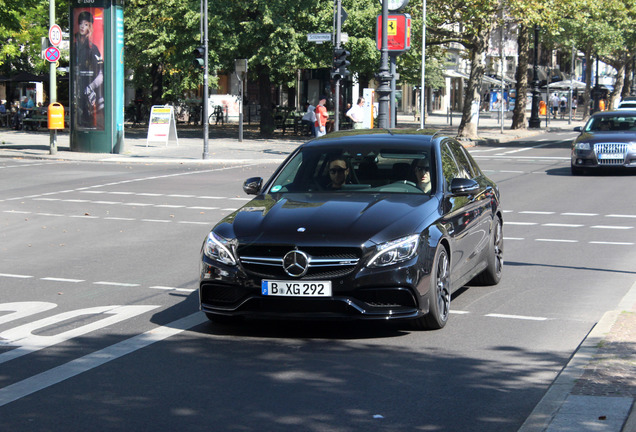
[{"x1": 0, "y1": 312, "x2": 207, "y2": 407}]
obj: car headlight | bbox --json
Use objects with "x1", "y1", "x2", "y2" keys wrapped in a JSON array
[
  {"x1": 628, "y1": 143, "x2": 636, "y2": 151},
  {"x1": 203, "y1": 231, "x2": 237, "y2": 265},
  {"x1": 574, "y1": 142, "x2": 591, "y2": 151},
  {"x1": 368, "y1": 234, "x2": 420, "y2": 267}
]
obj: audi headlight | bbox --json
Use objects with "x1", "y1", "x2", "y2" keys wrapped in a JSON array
[
  {"x1": 574, "y1": 142, "x2": 591, "y2": 151},
  {"x1": 368, "y1": 234, "x2": 420, "y2": 267},
  {"x1": 203, "y1": 232, "x2": 236, "y2": 266}
]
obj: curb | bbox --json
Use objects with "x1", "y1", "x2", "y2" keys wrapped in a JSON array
[{"x1": 518, "y1": 280, "x2": 636, "y2": 432}]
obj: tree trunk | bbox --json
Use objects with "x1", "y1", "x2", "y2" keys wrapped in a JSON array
[
  {"x1": 511, "y1": 24, "x2": 529, "y2": 130},
  {"x1": 258, "y1": 68, "x2": 275, "y2": 138},
  {"x1": 622, "y1": 59, "x2": 633, "y2": 100},
  {"x1": 458, "y1": 28, "x2": 490, "y2": 139},
  {"x1": 582, "y1": 50, "x2": 592, "y2": 119},
  {"x1": 150, "y1": 63, "x2": 164, "y2": 106},
  {"x1": 609, "y1": 61, "x2": 625, "y2": 109}
]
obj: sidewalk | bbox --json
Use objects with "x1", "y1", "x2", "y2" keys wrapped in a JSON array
[
  {"x1": 0, "y1": 112, "x2": 584, "y2": 164},
  {"x1": 1, "y1": 112, "x2": 634, "y2": 431}
]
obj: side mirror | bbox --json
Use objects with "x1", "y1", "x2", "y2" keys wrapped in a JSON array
[
  {"x1": 450, "y1": 178, "x2": 479, "y2": 196},
  {"x1": 243, "y1": 177, "x2": 263, "y2": 195},
  {"x1": 573, "y1": 126, "x2": 582, "y2": 132}
]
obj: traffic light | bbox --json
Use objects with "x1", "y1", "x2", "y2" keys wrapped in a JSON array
[
  {"x1": 192, "y1": 46, "x2": 205, "y2": 69},
  {"x1": 331, "y1": 48, "x2": 350, "y2": 80}
]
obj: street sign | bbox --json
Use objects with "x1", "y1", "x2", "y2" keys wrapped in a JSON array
[
  {"x1": 49, "y1": 24, "x2": 63, "y2": 47},
  {"x1": 45, "y1": 46, "x2": 61, "y2": 63},
  {"x1": 307, "y1": 33, "x2": 331, "y2": 44},
  {"x1": 376, "y1": 13, "x2": 411, "y2": 53}
]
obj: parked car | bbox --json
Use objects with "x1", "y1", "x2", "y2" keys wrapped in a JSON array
[
  {"x1": 616, "y1": 101, "x2": 636, "y2": 110},
  {"x1": 571, "y1": 110, "x2": 636, "y2": 175},
  {"x1": 200, "y1": 129, "x2": 503, "y2": 330}
]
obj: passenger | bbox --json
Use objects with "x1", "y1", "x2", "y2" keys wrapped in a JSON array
[{"x1": 412, "y1": 159, "x2": 432, "y2": 193}]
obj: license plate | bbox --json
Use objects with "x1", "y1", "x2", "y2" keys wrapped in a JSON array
[
  {"x1": 598, "y1": 153, "x2": 622, "y2": 160},
  {"x1": 261, "y1": 280, "x2": 332, "y2": 297}
]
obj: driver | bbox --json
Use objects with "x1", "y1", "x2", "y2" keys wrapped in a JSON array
[
  {"x1": 327, "y1": 157, "x2": 350, "y2": 189},
  {"x1": 411, "y1": 159, "x2": 432, "y2": 193}
]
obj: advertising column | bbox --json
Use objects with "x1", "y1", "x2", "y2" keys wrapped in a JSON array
[{"x1": 70, "y1": 0, "x2": 124, "y2": 153}]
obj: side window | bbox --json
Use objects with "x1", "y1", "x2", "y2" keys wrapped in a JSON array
[
  {"x1": 441, "y1": 143, "x2": 460, "y2": 192},
  {"x1": 448, "y1": 140, "x2": 475, "y2": 179}
]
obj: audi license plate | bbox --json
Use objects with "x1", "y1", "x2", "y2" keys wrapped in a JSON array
[
  {"x1": 598, "y1": 153, "x2": 622, "y2": 160},
  {"x1": 261, "y1": 280, "x2": 332, "y2": 297}
]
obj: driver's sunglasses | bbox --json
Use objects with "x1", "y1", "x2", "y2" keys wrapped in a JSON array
[{"x1": 329, "y1": 167, "x2": 346, "y2": 174}]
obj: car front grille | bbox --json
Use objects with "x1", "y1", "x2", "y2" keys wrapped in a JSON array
[
  {"x1": 237, "y1": 245, "x2": 361, "y2": 280},
  {"x1": 594, "y1": 143, "x2": 628, "y2": 165}
]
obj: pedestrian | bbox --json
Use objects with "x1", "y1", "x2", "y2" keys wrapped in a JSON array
[
  {"x1": 301, "y1": 102, "x2": 316, "y2": 136},
  {"x1": 550, "y1": 93, "x2": 560, "y2": 119},
  {"x1": 346, "y1": 97, "x2": 365, "y2": 129},
  {"x1": 74, "y1": 10, "x2": 105, "y2": 130},
  {"x1": 314, "y1": 95, "x2": 329, "y2": 137},
  {"x1": 571, "y1": 96, "x2": 578, "y2": 119},
  {"x1": 559, "y1": 95, "x2": 567, "y2": 119}
]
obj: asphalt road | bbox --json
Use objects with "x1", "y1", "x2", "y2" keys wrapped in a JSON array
[{"x1": 1, "y1": 130, "x2": 635, "y2": 431}]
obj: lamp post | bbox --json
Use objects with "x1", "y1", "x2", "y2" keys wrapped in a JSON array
[
  {"x1": 235, "y1": 59, "x2": 247, "y2": 142},
  {"x1": 376, "y1": 0, "x2": 392, "y2": 129},
  {"x1": 528, "y1": 25, "x2": 541, "y2": 129},
  {"x1": 201, "y1": 0, "x2": 210, "y2": 159},
  {"x1": 592, "y1": 55, "x2": 601, "y2": 113}
]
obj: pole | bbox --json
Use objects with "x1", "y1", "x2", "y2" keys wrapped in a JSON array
[
  {"x1": 419, "y1": 0, "x2": 427, "y2": 128},
  {"x1": 528, "y1": 25, "x2": 541, "y2": 128},
  {"x1": 569, "y1": 44, "x2": 574, "y2": 124},
  {"x1": 500, "y1": 7, "x2": 504, "y2": 134},
  {"x1": 49, "y1": 0, "x2": 57, "y2": 155},
  {"x1": 238, "y1": 74, "x2": 243, "y2": 142},
  {"x1": 390, "y1": 55, "x2": 396, "y2": 128},
  {"x1": 334, "y1": 0, "x2": 342, "y2": 132},
  {"x1": 377, "y1": 0, "x2": 391, "y2": 129},
  {"x1": 202, "y1": 0, "x2": 210, "y2": 159}
]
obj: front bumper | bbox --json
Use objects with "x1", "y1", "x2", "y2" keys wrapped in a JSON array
[{"x1": 199, "y1": 256, "x2": 428, "y2": 321}]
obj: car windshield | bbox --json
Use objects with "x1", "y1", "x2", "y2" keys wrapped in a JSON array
[
  {"x1": 584, "y1": 115, "x2": 636, "y2": 132},
  {"x1": 268, "y1": 145, "x2": 435, "y2": 195}
]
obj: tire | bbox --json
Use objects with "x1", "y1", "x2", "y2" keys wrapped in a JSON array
[
  {"x1": 472, "y1": 217, "x2": 503, "y2": 286},
  {"x1": 411, "y1": 247, "x2": 451, "y2": 330}
]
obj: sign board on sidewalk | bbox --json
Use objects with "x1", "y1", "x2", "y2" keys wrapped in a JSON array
[{"x1": 147, "y1": 105, "x2": 178, "y2": 147}]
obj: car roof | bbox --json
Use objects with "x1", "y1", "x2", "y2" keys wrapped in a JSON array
[
  {"x1": 592, "y1": 110, "x2": 636, "y2": 117},
  {"x1": 304, "y1": 129, "x2": 440, "y2": 149}
]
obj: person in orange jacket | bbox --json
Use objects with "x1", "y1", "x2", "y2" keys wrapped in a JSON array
[{"x1": 314, "y1": 96, "x2": 329, "y2": 137}]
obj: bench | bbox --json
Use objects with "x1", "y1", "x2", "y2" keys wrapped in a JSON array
[{"x1": 22, "y1": 115, "x2": 47, "y2": 131}]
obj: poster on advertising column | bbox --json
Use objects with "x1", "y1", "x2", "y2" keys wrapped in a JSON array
[{"x1": 72, "y1": 6, "x2": 105, "y2": 131}]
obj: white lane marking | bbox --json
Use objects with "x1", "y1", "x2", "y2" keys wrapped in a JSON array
[
  {"x1": 589, "y1": 241, "x2": 634, "y2": 246},
  {"x1": 40, "y1": 278, "x2": 85, "y2": 283},
  {"x1": 471, "y1": 147, "x2": 505, "y2": 153},
  {"x1": 140, "y1": 219, "x2": 172, "y2": 223},
  {"x1": 591, "y1": 225, "x2": 633, "y2": 230},
  {"x1": 606, "y1": 214, "x2": 636, "y2": 219},
  {"x1": 506, "y1": 222, "x2": 538, "y2": 226},
  {"x1": 155, "y1": 205, "x2": 185, "y2": 208},
  {"x1": 541, "y1": 223, "x2": 583, "y2": 228},
  {"x1": 450, "y1": 310, "x2": 470, "y2": 314},
  {"x1": 485, "y1": 313, "x2": 548, "y2": 321},
  {"x1": 0, "y1": 312, "x2": 207, "y2": 408},
  {"x1": 104, "y1": 217, "x2": 135, "y2": 221},
  {"x1": 33, "y1": 198, "x2": 60, "y2": 202},
  {"x1": 520, "y1": 211, "x2": 555, "y2": 215},
  {"x1": 92, "y1": 201, "x2": 122, "y2": 205},
  {"x1": 69, "y1": 215, "x2": 99, "y2": 219},
  {"x1": 499, "y1": 170, "x2": 524, "y2": 173},
  {"x1": 123, "y1": 202, "x2": 154, "y2": 207},
  {"x1": 64, "y1": 199, "x2": 90, "y2": 203},
  {"x1": 0, "y1": 305, "x2": 159, "y2": 365},
  {"x1": 561, "y1": 212, "x2": 598, "y2": 217},
  {"x1": 503, "y1": 237, "x2": 525, "y2": 240},
  {"x1": 188, "y1": 206, "x2": 219, "y2": 210},
  {"x1": 178, "y1": 221, "x2": 210, "y2": 225},
  {"x1": 93, "y1": 281, "x2": 141, "y2": 287},
  {"x1": 167, "y1": 194, "x2": 195, "y2": 198},
  {"x1": 3, "y1": 210, "x2": 31, "y2": 214},
  {"x1": 535, "y1": 239, "x2": 579, "y2": 243},
  {"x1": 36, "y1": 213, "x2": 64, "y2": 217},
  {"x1": 0, "y1": 302, "x2": 58, "y2": 325},
  {"x1": 0, "y1": 273, "x2": 33, "y2": 279},
  {"x1": 149, "y1": 286, "x2": 197, "y2": 293}
]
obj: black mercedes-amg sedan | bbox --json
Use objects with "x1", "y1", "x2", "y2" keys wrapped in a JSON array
[{"x1": 199, "y1": 129, "x2": 503, "y2": 330}]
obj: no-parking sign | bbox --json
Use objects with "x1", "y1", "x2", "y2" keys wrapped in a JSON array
[{"x1": 45, "y1": 46, "x2": 61, "y2": 63}]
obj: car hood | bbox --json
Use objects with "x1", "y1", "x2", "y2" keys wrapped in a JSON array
[
  {"x1": 575, "y1": 132, "x2": 636, "y2": 144},
  {"x1": 216, "y1": 193, "x2": 439, "y2": 246}
]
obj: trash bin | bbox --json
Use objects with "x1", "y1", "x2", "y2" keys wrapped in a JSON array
[{"x1": 48, "y1": 103, "x2": 65, "y2": 129}]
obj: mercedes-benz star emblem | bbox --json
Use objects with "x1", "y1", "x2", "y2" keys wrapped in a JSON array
[{"x1": 283, "y1": 250, "x2": 309, "y2": 277}]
